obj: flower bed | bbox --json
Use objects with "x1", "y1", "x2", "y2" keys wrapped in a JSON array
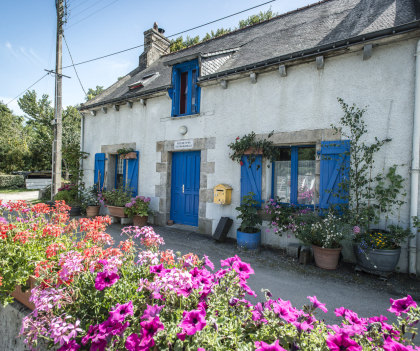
[{"x1": 0, "y1": 200, "x2": 419, "y2": 350}]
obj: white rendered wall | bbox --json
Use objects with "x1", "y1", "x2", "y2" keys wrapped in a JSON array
[{"x1": 83, "y1": 38, "x2": 418, "y2": 272}]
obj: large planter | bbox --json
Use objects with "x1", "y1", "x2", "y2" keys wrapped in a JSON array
[
  {"x1": 354, "y1": 244, "x2": 401, "y2": 275},
  {"x1": 133, "y1": 215, "x2": 148, "y2": 227},
  {"x1": 120, "y1": 152, "x2": 137, "y2": 159},
  {"x1": 10, "y1": 276, "x2": 36, "y2": 310},
  {"x1": 107, "y1": 205, "x2": 127, "y2": 218},
  {"x1": 312, "y1": 245, "x2": 341, "y2": 270},
  {"x1": 237, "y1": 229, "x2": 261, "y2": 251},
  {"x1": 86, "y1": 205, "x2": 100, "y2": 217},
  {"x1": 69, "y1": 206, "x2": 81, "y2": 216}
]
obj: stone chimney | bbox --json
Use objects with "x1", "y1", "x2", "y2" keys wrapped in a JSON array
[{"x1": 139, "y1": 22, "x2": 170, "y2": 70}]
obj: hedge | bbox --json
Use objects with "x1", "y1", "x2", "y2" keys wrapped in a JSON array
[{"x1": 0, "y1": 175, "x2": 24, "y2": 189}]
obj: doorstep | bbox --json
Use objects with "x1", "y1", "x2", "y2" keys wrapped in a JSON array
[{"x1": 166, "y1": 223, "x2": 199, "y2": 233}]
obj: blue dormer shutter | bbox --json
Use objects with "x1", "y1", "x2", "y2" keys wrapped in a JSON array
[
  {"x1": 94, "y1": 153, "x2": 106, "y2": 190},
  {"x1": 319, "y1": 140, "x2": 350, "y2": 209},
  {"x1": 126, "y1": 151, "x2": 139, "y2": 197},
  {"x1": 240, "y1": 155, "x2": 262, "y2": 206},
  {"x1": 171, "y1": 69, "x2": 179, "y2": 117},
  {"x1": 192, "y1": 68, "x2": 200, "y2": 114}
]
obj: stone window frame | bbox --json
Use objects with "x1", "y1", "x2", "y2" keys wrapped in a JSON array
[
  {"x1": 258, "y1": 129, "x2": 341, "y2": 205},
  {"x1": 155, "y1": 137, "x2": 215, "y2": 233}
]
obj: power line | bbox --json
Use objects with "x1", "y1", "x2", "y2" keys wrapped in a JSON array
[
  {"x1": 62, "y1": 0, "x2": 277, "y2": 69},
  {"x1": 67, "y1": 0, "x2": 110, "y2": 21},
  {"x1": 63, "y1": 34, "x2": 87, "y2": 96},
  {"x1": 6, "y1": 74, "x2": 49, "y2": 106},
  {"x1": 65, "y1": 0, "x2": 121, "y2": 29}
]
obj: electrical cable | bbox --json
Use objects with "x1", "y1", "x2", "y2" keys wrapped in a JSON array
[
  {"x1": 67, "y1": 0, "x2": 110, "y2": 22},
  {"x1": 61, "y1": 0, "x2": 277, "y2": 69},
  {"x1": 6, "y1": 74, "x2": 49, "y2": 106},
  {"x1": 63, "y1": 34, "x2": 87, "y2": 96},
  {"x1": 65, "y1": 0, "x2": 121, "y2": 29}
]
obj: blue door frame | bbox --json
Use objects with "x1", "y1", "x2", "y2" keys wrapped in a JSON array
[{"x1": 170, "y1": 151, "x2": 201, "y2": 226}]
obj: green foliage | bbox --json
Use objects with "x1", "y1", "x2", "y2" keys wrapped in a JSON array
[
  {"x1": 331, "y1": 99, "x2": 392, "y2": 229},
  {"x1": 0, "y1": 174, "x2": 24, "y2": 189},
  {"x1": 264, "y1": 198, "x2": 297, "y2": 235},
  {"x1": 102, "y1": 187, "x2": 132, "y2": 207},
  {"x1": 0, "y1": 102, "x2": 30, "y2": 173},
  {"x1": 238, "y1": 9, "x2": 276, "y2": 28},
  {"x1": 124, "y1": 196, "x2": 151, "y2": 217},
  {"x1": 236, "y1": 192, "x2": 262, "y2": 233},
  {"x1": 116, "y1": 147, "x2": 134, "y2": 155},
  {"x1": 228, "y1": 131, "x2": 279, "y2": 169},
  {"x1": 54, "y1": 186, "x2": 79, "y2": 206},
  {"x1": 169, "y1": 9, "x2": 276, "y2": 52},
  {"x1": 86, "y1": 86, "x2": 104, "y2": 101}
]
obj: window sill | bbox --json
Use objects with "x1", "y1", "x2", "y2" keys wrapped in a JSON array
[
  {"x1": 159, "y1": 110, "x2": 214, "y2": 122},
  {"x1": 171, "y1": 113, "x2": 201, "y2": 120}
]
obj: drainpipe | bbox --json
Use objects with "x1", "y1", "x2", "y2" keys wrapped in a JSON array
[
  {"x1": 80, "y1": 112, "x2": 85, "y2": 180},
  {"x1": 409, "y1": 40, "x2": 420, "y2": 276}
]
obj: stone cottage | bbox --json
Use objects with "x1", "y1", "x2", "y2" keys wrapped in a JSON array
[{"x1": 79, "y1": 0, "x2": 420, "y2": 275}]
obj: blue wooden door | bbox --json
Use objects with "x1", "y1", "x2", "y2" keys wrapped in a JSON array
[{"x1": 170, "y1": 151, "x2": 201, "y2": 226}]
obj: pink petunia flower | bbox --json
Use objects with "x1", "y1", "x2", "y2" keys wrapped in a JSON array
[
  {"x1": 108, "y1": 301, "x2": 134, "y2": 322},
  {"x1": 326, "y1": 333, "x2": 362, "y2": 351},
  {"x1": 203, "y1": 255, "x2": 215, "y2": 270},
  {"x1": 388, "y1": 295, "x2": 417, "y2": 316},
  {"x1": 94, "y1": 270, "x2": 120, "y2": 291},
  {"x1": 383, "y1": 337, "x2": 411, "y2": 351},
  {"x1": 307, "y1": 296, "x2": 328, "y2": 313},
  {"x1": 179, "y1": 309, "x2": 207, "y2": 335},
  {"x1": 255, "y1": 340, "x2": 287, "y2": 351}
]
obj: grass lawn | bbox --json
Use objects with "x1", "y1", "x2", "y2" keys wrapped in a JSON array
[{"x1": 0, "y1": 188, "x2": 38, "y2": 193}]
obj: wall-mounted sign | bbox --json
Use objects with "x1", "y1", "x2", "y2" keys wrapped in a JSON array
[{"x1": 174, "y1": 139, "x2": 194, "y2": 150}]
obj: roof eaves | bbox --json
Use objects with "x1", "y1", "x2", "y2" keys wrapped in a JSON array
[{"x1": 199, "y1": 20, "x2": 420, "y2": 83}]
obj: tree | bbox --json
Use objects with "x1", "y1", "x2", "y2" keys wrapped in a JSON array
[
  {"x1": 0, "y1": 102, "x2": 29, "y2": 173},
  {"x1": 169, "y1": 9, "x2": 277, "y2": 52},
  {"x1": 86, "y1": 86, "x2": 104, "y2": 101},
  {"x1": 18, "y1": 91, "x2": 54, "y2": 171}
]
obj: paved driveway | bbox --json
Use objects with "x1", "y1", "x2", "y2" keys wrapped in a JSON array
[{"x1": 0, "y1": 191, "x2": 39, "y2": 202}]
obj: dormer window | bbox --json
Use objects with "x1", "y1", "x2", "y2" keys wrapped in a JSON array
[{"x1": 171, "y1": 60, "x2": 200, "y2": 117}]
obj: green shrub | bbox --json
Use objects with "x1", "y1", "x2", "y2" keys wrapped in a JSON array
[{"x1": 0, "y1": 174, "x2": 24, "y2": 189}]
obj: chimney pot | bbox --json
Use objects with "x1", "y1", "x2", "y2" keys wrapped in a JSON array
[{"x1": 139, "y1": 24, "x2": 170, "y2": 70}]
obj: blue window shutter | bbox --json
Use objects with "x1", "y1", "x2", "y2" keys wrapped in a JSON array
[
  {"x1": 94, "y1": 153, "x2": 105, "y2": 190},
  {"x1": 126, "y1": 151, "x2": 139, "y2": 197},
  {"x1": 192, "y1": 67, "x2": 200, "y2": 114},
  {"x1": 319, "y1": 140, "x2": 350, "y2": 209},
  {"x1": 240, "y1": 155, "x2": 262, "y2": 206},
  {"x1": 171, "y1": 69, "x2": 179, "y2": 117}
]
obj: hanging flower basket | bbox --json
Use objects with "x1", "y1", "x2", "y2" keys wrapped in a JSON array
[
  {"x1": 243, "y1": 148, "x2": 263, "y2": 155},
  {"x1": 120, "y1": 152, "x2": 137, "y2": 160}
]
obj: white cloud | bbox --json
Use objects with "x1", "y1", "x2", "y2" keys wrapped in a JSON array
[
  {"x1": 5, "y1": 42, "x2": 44, "y2": 65},
  {"x1": 5, "y1": 41, "x2": 19, "y2": 59}
]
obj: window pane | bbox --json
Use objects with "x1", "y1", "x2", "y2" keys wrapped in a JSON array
[
  {"x1": 274, "y1": 149, "x2": 291, "y2": 203},
  {"x1": 180, "y1": 72, "x2": 188, "y2": 114},
  {"x1": 297, "y1": 147, "x2": 316, "y2": 205},
  {"x1": 116, "y1": 157, "x2": 125, "y2": 189}
]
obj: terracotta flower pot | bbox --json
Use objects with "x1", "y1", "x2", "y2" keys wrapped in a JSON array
[
  {"x1": 133, "y1": 215, "x2": 148, "y2": 227},
  {"x1": 107, "y1": 205, "x2": 127, "y2": 218},
  {"x1": 243, "y1": 147, "x2": 263, "y2": 155},
  {"x1": 10, "y1": 276, "x2": 36, "y2": 310},
  {"x1": 86, "y1": 205, "x2": 100, "y2": 217},
  {"x1": 312, "y1": 245, "x2": 341, "y2": 270},
  {"x1": 120, "y1": 152, "x2": 137, "y2": 159}
]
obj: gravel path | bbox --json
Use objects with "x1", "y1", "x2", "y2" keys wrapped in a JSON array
[{"x1": 0, "y1": 191, "x2": 40, "y2": 202}]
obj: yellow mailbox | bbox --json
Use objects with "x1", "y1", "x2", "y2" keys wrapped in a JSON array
[{"x1": 213, "y1": 184, "x2": 232, "y2": 205}]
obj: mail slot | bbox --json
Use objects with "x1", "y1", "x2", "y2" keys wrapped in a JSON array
[{"x1": 213, "y1": 184, "x2": 232, "y2": 205}]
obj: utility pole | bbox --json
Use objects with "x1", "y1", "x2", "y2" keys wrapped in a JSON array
[{"x1": 51, "y1": 0, "x2": 64, "y2": 199}]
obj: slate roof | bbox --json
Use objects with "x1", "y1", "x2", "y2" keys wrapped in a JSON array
[{"x1": 80, "y1": 0, "x2": 419, "y2": 110}]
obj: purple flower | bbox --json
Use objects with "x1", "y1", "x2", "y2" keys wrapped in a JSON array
[
  {"x1": 307, "y1": 296, "x2": 328, "y2": 313},
  {"x1": 353, "y1": 226, "x2": 361, "y2": 234},
  {"x1": 388, "y1": 295, "x2": 417, "y2": 316},
  {"x1": 57, "y1": 340, "x2": 80, "y2": 351},
  {"x1": 141, "y1": 305, "x2": 164, "y2": 321},
  {"x1": 150, "y1": 264, "x2": 164, "y2": 274},
  {"x1": 179, "y1": 309, "x2": 207, "y2": 335},
  {"x1": 232, "y1": 261, "x2": 254, "y2": 279},
  {"x1": 326, "y1": 333, "x2": 362, "y2": 351},
  {"x1": 109, "y1": 301, "x2": 133, "y2": 322},
  {"x1": 95, "y1": 270, "x2": 120, "y2": 291},
  {"x1": 125, "y1": 333, "x2": 154, "y2": 351},
  {"x1": 255, "y1": 340, "x2": 287, "y2": 351},
  {"x1": 383, "y1": 337, "x2": 412, "y2": 351},
  {"x1": 140, "y1": 316, "x2": 164, "y2": 339},
  {"x1": 203, "y1": 255, "x2": 215, "y2": 270}
]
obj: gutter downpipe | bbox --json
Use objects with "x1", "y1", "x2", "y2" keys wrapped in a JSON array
[
  {"x1": 80, "y1": 113, "x2": 85, "y2": 178},
  {"x1": 409, "y1": 40, "x2": 420, "y2": 276}
]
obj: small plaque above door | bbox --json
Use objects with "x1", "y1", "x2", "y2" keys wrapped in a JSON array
[{"x1": 174, "y1": 139, "x2": 194, "y2": 150}]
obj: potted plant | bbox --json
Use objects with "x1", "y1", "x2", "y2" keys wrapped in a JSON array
[
  {"x1": 236, "y1": 192, "x2": 262, "y2": 250},
  {"x1": 102, "y1": 188, "x2": 132, "y2": 217},
  {"x1": 353, "y1": 225, "x2": 412, "y2": 276},
  {"x1": 117, "y1": 147, "x2": 136, "y2": 159},
  {"x1": 54, "y1": 184, "x2": 81, "y2": 216},
  {"x1": 80, "y1": 185, "x2": 102, "y2": 217},
  {"x1": 228, "y1": 131, "x2": 280, "y2": 168},
  {"x1": 295, "y1": 212, "x2": 347, "y2": 270},
  {"x1": 125, "y1": 195, "x2": 151, "y2": 227}
]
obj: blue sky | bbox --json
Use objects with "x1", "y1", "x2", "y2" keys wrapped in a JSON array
[{"x1": 1, "y1": 0, "x2": 318, "y2": 116}]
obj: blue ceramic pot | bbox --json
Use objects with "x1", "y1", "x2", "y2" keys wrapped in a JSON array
[{"x1": 237, "y1": 229, "x2": 261, "y2": 250}]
